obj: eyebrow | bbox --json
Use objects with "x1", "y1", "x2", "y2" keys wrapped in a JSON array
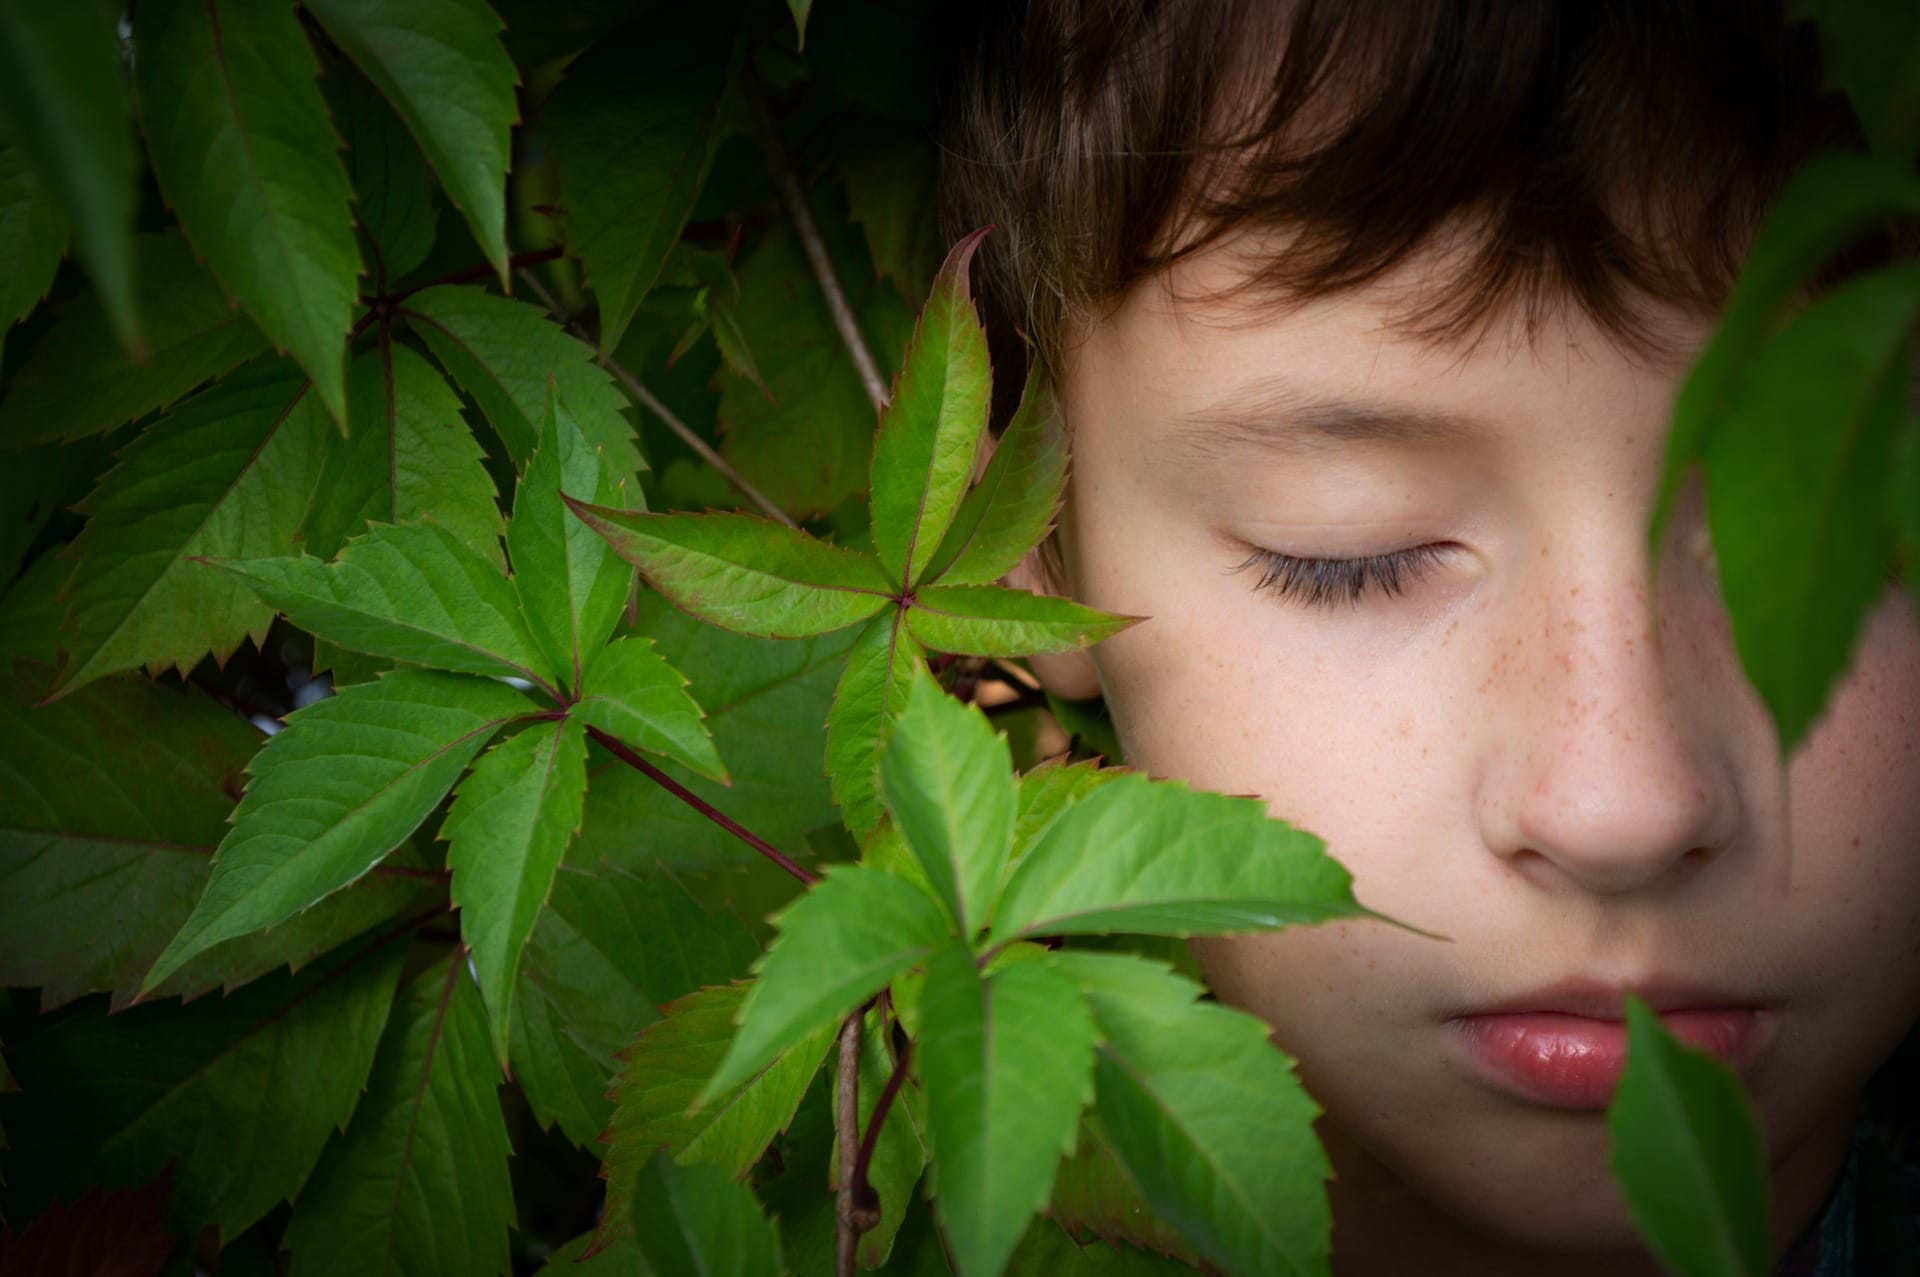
[{"x1": 1168, "y1": 376, "x2": 1492, "y2": 459}]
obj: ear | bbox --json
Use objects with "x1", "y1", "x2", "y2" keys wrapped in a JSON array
[{"x1": 1002, "y1": 553, "x2": 1104, "y2": 701}]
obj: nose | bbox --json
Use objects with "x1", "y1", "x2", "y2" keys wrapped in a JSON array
[{"x1": 1477, "y1": 539, "x2": 1739, "y2": 897}]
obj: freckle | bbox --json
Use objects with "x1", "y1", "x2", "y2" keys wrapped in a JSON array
[
  {"x1": 1421, "y1": 746, "x2": 1430, "y2": 759},
  {"x1": 1852, "y1": 837, "x2": 1861, "y2": 849},
  {"x1": 1570, "y1": 586, "x2": 1581, "y2": 597}
]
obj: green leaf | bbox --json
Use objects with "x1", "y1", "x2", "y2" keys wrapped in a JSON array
[
  {"x1": 212, "y1": 521, "x2": 551, "y2": 690},
  {"x1": 0, "y1": 232, "x2": 271, "y2": 448},
  {"x1": 919, "y1": 943, "x2": 1096, "y2": 1277},
  {"x1": 1705, "y1": 263, "x2": 1920, "y2": 752},
  {"x1": 509, "y1": 384, "x2": 637, "y2": 689},
  {"x1": 870, "y1": 229, "x2": 992, "y2": 589},
  {"x1": 1048, "y1": 1112, "x2": 1200, "y2": 1266},
  {"x1": 324, "y1": 61, "x2": 437, "y2": 283},
  {"x1": 134, "y1": 0, "x2": 360, "y2": 426},
  {"x1": 1795, "y1": 0, "x2": 1920, "y2": 159},
  {"x1": 0, "y1": 433, "x2": 111, "y2": 588},
  {"x1": 880, "y1": 670, "x2": 1016, "y2": 934},
  {"x1": 596, "y1": 983, "x2": 833, "y2": 1256},
  {"x1": 285, "y1": 956, "x2": 514, "y2": 1277},
  {"x1": 833, "y1": 1008, "x2": 931, "y2": 1270},
  {"x1": 1, "y1": 937, "x2": 404, "y2": 1241},
  {"x1": 0, "y1": 123, "x2": 67, "y2": 360},
  {"x1": 512, "y1": 858, "x2": 759, "y2": 1147},
  {"x1": 786, "y1": 0, "x2": 813, "y2": 48},
  {"x1": 699, "y1": 864, "x2": 953, "y2": 1105},
  {"x1": 909, "y1": 584, "x2": 1136, "y2": 657},
  {"x1": 1006, "y1": 1220, "x2": 1200, "y2": 1275},
  {"x1": 575, "y1": 635, "x2": 725, "y2": 781},
  {"x1": 1055, "y1": 951, "x2": 1330, "y2": 1277},
  {"x1": 567, "y1": 504, "x2": 892, "y2": 637},
  {"x1": 402, "y1": 284, "x2": 641, "y2": 475},
  {"x1": 630, "y1": 1153, "x2": 783, "y2": 1277},
  {"x1": 0, "y1": 665, "x2": 427, "y2": 1010},
  {"x1": 840, "y1": 119, "x2": 942, "y2": 304},
  {"x1": 548, "y1": 10, "x2": 736, "y2": 355},
  {"x1": 925, "y1": 364, "x2": 1068, "y2": 586},
  {"x1": 988, "y1": 772, "x2": 1364, "y2": 944},
  {"x1": 1899, "y1": 409, "x2": 1920, "y2": 601},
  {"x1": 0, "y1": 0, "x2": 137, "y2": 351},
  {"x1": 51, "y1": 359, "x2": 329, "y2": 697},
  {"x1": 443, "y1": 716, "x2": 588, "y2": 1065},
  {"x1": 827, "y1": 610, "x2": 923, "y2": 836},
  {"x1": 302, "y1": 343, "x2": 506, "y2": 567},
  {"x1": 142, "y1": 670, "x2": 532, "y2": 991},
  {"x1": 1607, "y1": 996, "x2": 1769, "y2": 1277},
  {"x1": 303, "y1": 0, "x2": 518, "y2": 284},
  {"x1": 1010, "y1": 760, "x2": 1126, "y2": 870},
  {"x1": 1653, "y1": 155, "x2": 1920, "y2": 544}
]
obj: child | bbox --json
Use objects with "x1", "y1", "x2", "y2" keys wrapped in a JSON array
[{"x1": 939, "y1": 3, "x2": 1920, "y2": 1273}]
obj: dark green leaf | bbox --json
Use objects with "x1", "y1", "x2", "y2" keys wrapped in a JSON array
[
  {"x1": 0, "y1": 665, "x2": 426, "y2": 1010},
  {"x1": 1, "y1": 937, "x2": 404, "y2": 1240},
  {"x1": 402, "y1": 284, "x2": 641, "y2": 475},
  {"x1": 548, "y1": 10, "x2": 736, "y2": 355},
  {"x1": 325, "y1": 63, "x2": 437, "y2": 283},
  {"x1": 1899, "y1": 409, "x2": 1920, "y2": 600},
  {"x1": 827, "y1": 610, "x2": 922, "y2": 836},
  {"x1": 841, "y1": 119, "x2": 941, "y2": 304},
  {"x1": 566, "y1": 504, "x2": 892, "y2": 637},
  {"x1": 869, "y1": 229, "x2": 992, "y2": 589},
  {"x1": 630, "y1": 1153, "x2": 783, "y2": 1277},
  {"x1": 302, "y1": 343, "x2": 505, "y2": 567},
  {"x1": 699, "y1": 864, "x2": 952, "y2": 1104},
  {"x1": 304, "y1": 0, "x2": 518, "y2": 284},
  {"x1": 880, "y1": 670, "x2": 1015, "y2": 934},
  {"x1": 1006, "y1": 1220, "x2": 1200, "y2": 1275},
  {"x1": 989, "y1": 771, "x2": 1365, "y2": 943},
  {"x1": 509, "y1": 384, "x2": 636, "y2": 689},
  {"x1": 0, "y1": 123, "x2": 67, "y2": 360},
  {"x1": 919, "y1": 943, "x2": 1096, "y2": 1277},
  {"x1": 909, "y1": 584, "x2": 1136, "y2": 658},
  {"x1": 1705, "y1": 263, "x2": 1920, "y2": 751},
  {"x1": 213, "y1": 521, "x2": 551, "y2": 691},
  {"x1": 575, "y1": 636, "x2": 725, "y2": 781},
  {"x1": 51, "y1": 360, "x2": 329, "y2": 697},
  {"x1": 1056, "y1": 951, "x2": 1330, "y2": 1277},
  {"x1": 1607, "y1": 996, "x2": 1769, "y2": 1277},
  {"x1": 0, "y1": 232, "x2": 270, "y2": 448},
  {"x1": 1048, "y1": 1112, "x2": 1200, "y2": 1266},
  {"x1": 0, "y1": 0, "x2": 137, "y2": 350},
  {"x1": 142, "y1": 670, "x2": 532, "y2": 992},
  {"x1": 134, "y1": 0, "x2": 360, "y2": 425},
  {"x1": 1795, "y1": 0, "x2": 1920, "y2": 159},
  {"x1": 284, "y1": 957, "x2": 514, "y2": 1277},
  {"x1": 926, "y1": 364, "x2": 1068, "y2": 587},
  {"x1": 0, "y1": 433, "x2": 110, "y2": 585},
  {"x1": 444, "y1": 716, "x2": 589, "y2": 1065}
]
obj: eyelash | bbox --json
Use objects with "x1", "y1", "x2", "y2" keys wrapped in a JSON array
[{"x1": 1232, "y1": 544, "x2": 1449, "y2": 609}]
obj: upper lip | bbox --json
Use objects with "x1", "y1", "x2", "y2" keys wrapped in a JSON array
[{"x1": 1451, "y1": 978, "x2": 1765, "y2": 1021}]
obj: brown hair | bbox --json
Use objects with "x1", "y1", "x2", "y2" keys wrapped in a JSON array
[{"x1": 937, "y1": 1, "x2": 1865, "y2": 392}]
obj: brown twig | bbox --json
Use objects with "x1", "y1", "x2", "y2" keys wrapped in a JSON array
[
  {"x1": 511, "y1": 268, "x2": 800, "y2": 529},
  {"x1": 582, "y1": 724, "x2": 818, "y2": 885},
  {"x1": 835, "y1": 1015, "x2": 865, "y2": 1277},
  {"x1": 851, "y1": 1020, "x2": 912, "y2": 1216},
  {"x1": 743, "y1": 70, "x2": 891, "y2": 416},
  {"x1": 378, "y1": 246, "x2": 565, "y2": 305}
]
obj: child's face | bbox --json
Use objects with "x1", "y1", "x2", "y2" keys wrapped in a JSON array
[{"x1": 1037, "y1": 235, "x2": 1920, "y2": 1268}]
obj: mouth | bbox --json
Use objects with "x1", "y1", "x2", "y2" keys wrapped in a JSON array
[{"x1": 1445, "y1": 981, "x2": 1771, "y2": 1110}]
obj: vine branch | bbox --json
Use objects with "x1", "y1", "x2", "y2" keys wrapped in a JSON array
[
  {"x1": 834, "y1": 1015, "x2": 869, "y2": 1277},
  {"x1": 582, "y1": 724, "x2": 818, "y2": 885}
]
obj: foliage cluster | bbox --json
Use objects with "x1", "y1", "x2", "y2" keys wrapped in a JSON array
[{"x1": 0, "y1": 1, "x2": 1913, "y2": 1275}]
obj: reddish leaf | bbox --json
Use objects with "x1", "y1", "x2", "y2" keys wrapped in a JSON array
[{"x1": 0, "y1": 1170, "x2": 175, "y2": 1277}]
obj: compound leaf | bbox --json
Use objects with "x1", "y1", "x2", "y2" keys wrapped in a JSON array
[
  {"x1": 1055, "y1": 951, "x2": 1330, "y2": 1277},
  {"x1": 443, "y1": 716, "x2": 589, "y2": 1066},
  {"x1": 919, "y1": 943, "x2": 1096, "y2": 1277},
  {"x1": 698, "y1": 864, "x2": 951, "y2": 1106},
  {"x1": 880, "y1": 670, "x2": 1015, "y2": 935},
  {"x1": 908, "y1": 585, "x2": 1135, "y2": 658},
  {"x1": 214, "y1": 520, "x2": 550, "y2": 690},
  {"x1": 284, "y1": 956, "x2": 514, "y2": 1277},
  {"x1": 566, "y1": 504, "x2": 892, "y2": 638},
  {"x1": 869, "y1": 229, "x2": 991, "y2": 589},
  {"x1": 574, "y1": 635, "x2": 725, "y2": 781},
  {"x1": 629, "y1": 1153, "x2": 783, "y2": 1277},
  {"x1": 827, "y1": 610, "x2": 922, "y2": 837},
  {"x1": 1704, "y1": 263, "x2": 1920, "y2": 752},
  {"x1": 142, "y1": 670, "x2": 533, "y2": 991},
  {"x1": 304, "y1": 0, "x2": 518, "y2": 284},
  {"x1": 52, "y1": 360, "x2": 329, "y2": 697},
  {"x1": 547, "y1": 8, "x2": 735, "y2": 355},
  {"x1": 925, "y1": 363, "x2": 1068, "y2": 587},
  {"x1": 508, "y1": 384, "x2": 636, "y2": 690},
  {"x1": 988, "y1": 772, "x2": 1364, "y2": 944},
  {"x1": 1608, "y1": 997, "x2": 1769, "y2": 1277},
  {"x1": 134, "y1": 0, "x2": 359, "y2": 425},
  {"x1": 0, "y1": 231, "x2": 270, "y2": 448}
]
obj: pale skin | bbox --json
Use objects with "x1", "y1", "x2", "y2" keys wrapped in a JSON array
[{"x1": 1020, "y1": 236, "x2": 1920, "y2": 1275}]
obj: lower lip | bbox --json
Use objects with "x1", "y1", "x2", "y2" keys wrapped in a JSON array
[{"x1": 1449, "y1": 1009, "x2": 1764, "y2": 1109}]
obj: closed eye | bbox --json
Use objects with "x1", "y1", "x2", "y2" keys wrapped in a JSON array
[{"x1": 1232, "y1": 544, "x2": 1450, "y2": 609}]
